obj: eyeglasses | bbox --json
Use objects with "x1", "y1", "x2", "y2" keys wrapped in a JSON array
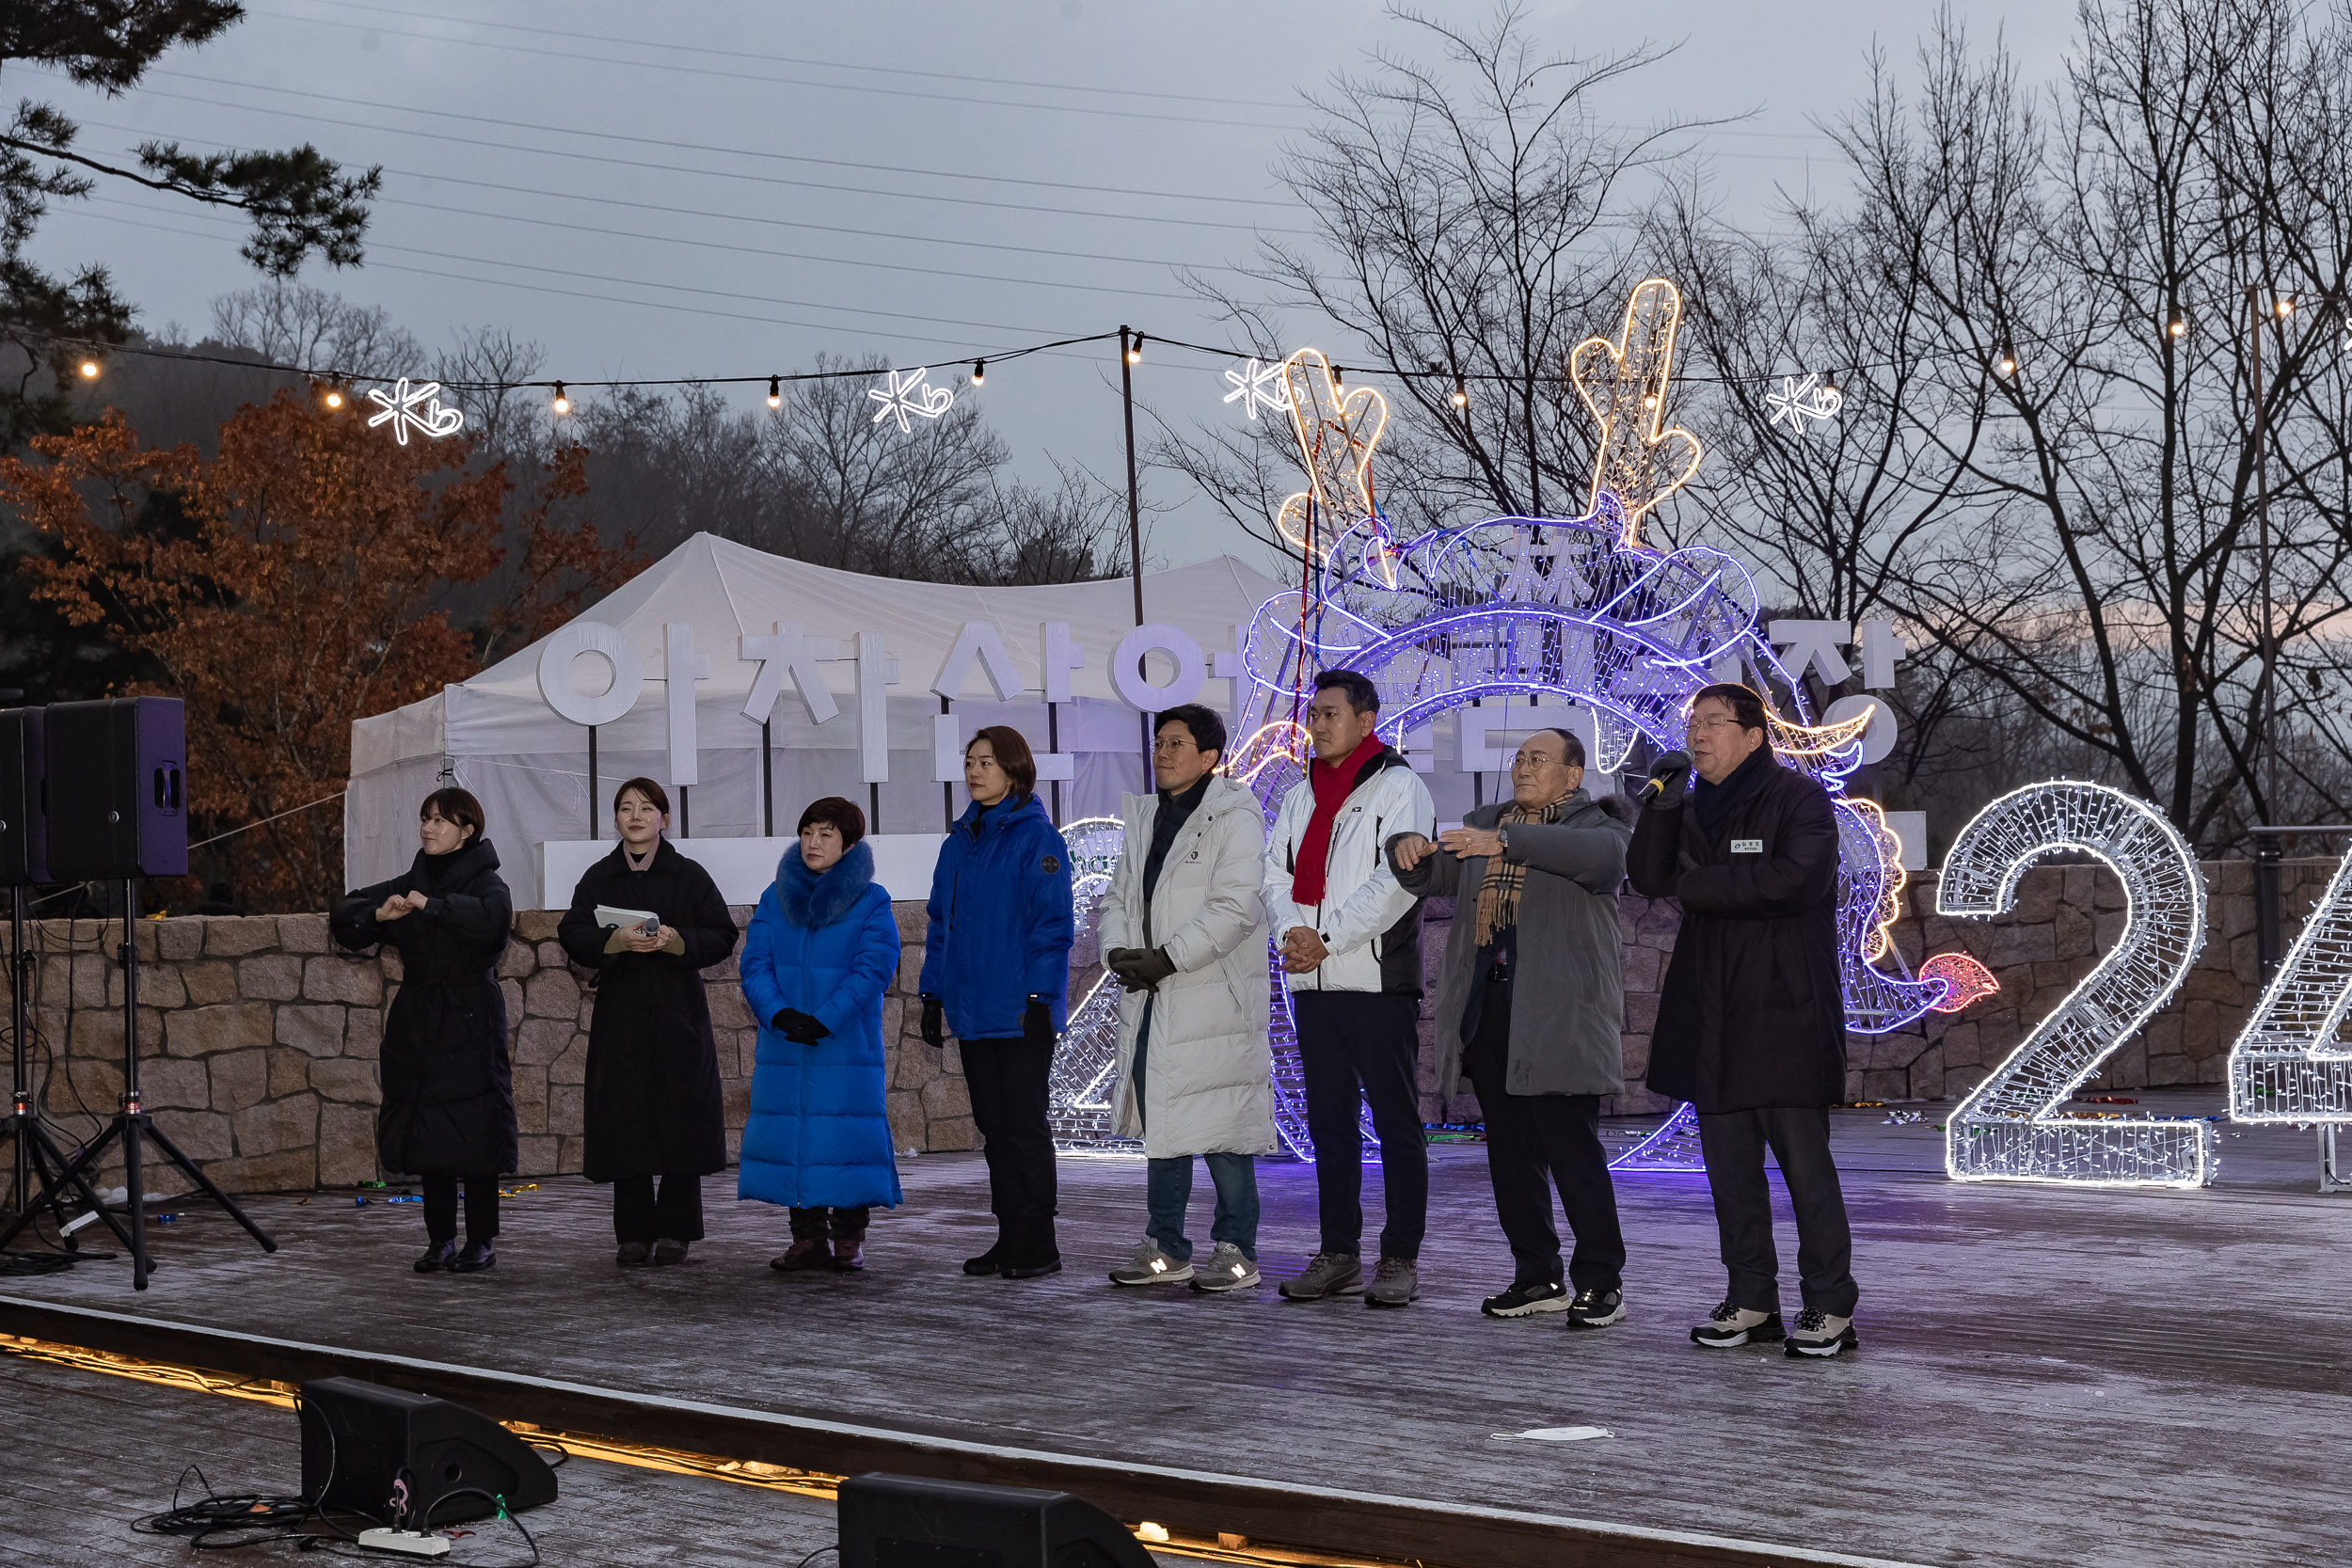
[
  {"x1": 1152, "y1": 736, "x2": 1198, "y2": 754},
  {"x1": 1510, "y1": 752, "x2": 1565, "y2": 770},
  {"x1": 1687, "y1": 715, "x2": 1751, "y2": 736}
]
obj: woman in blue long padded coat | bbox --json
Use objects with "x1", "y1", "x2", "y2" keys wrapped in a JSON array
[{"x1": 738, "y1": 796, "x2": 903, "y2": 1273}]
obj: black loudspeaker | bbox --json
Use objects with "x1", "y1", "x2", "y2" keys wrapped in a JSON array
[
  {"x1": 43, "y1": 697, "x2": 188, "y2": 880},
  {"x1": 838, "y1": 1474, "x2": 1158, "y2": 1568},
  {"x1": 296, "y1": 1377, "x2": 558, "y2": 1527},
  {"x1": 0, "y1": 707, "x2": 46, "y2": 886}
]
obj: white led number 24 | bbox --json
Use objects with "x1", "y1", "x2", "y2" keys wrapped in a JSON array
[{"x1": 1936, "y1": 783, "x2": 2214, "y2": 1188}]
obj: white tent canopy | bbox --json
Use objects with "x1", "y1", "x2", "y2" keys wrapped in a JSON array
[{"x1": 346, "y1": 532, "x2": 1285, "y2": 905}]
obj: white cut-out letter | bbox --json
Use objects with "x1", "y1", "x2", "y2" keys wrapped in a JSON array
[
  {"x1": 662, "y1": 624, "x2": 712, "y2": 786},
  {"x1": 1109, "y1": 625, "x2": 1206, "y2": 712},
  {"x1": 933, "y1": 621, "x2": 1023, "y2": 702},
  {"x1": 855, "y1": 632, "x2": 895, "y2": 784},
  {"x1": 1770, "y1": 619, "x2": 1853, "y2": 687},
  {"x1": 536, "y1": 622, "x2": 644, "y2": 727},
  {"x1": 741, "y1": 623, "x2": 841, "y2": 725},
  {"x1": 1822, "y1": 693, "x2": 1899, "y2": 766},
  {"x1": 1041, "y1": 622, "x2": 1087, "y2": 704},
  {"x1": 1856, "y1": 619, "x2": 1907, "y2": 690}
]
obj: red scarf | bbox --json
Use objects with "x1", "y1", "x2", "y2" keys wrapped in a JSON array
[{"x1": 1290, "y1": 734, "x2": 1383, "y2": 906}]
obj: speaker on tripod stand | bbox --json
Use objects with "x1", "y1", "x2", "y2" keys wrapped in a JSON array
[
  {"x1": 0, "y1": 705, "x2": 135, "y2": 1256},
  {"x1": 0, "y1": 698, "x2": 277, "y2": 1288}
]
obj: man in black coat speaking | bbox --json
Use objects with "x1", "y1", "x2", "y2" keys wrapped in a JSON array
[{"x1": 1629, "y1": 682, "x2": 1859, "y2": 1359}]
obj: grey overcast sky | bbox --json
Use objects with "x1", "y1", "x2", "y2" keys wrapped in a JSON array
[{"x1": 26, "y1": 0, "x2": 2076, "y2": 574}]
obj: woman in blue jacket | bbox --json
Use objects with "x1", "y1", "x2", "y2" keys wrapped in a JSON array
[
  {"x1": 739, "y1": 796, "x2": 904, "y2": 1273},
  {"x1": 920, "y1": 725, "x2": 1074, "y2": 1280}
]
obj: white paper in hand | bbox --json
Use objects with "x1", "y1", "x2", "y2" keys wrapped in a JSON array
[{"x1": 595, "y1": 905, "x2": 660, "y2": 935}]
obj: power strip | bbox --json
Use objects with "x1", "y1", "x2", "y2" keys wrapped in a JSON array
[{"x1": 356, "y1": 1528, "x2": 452, "y2": 1558}]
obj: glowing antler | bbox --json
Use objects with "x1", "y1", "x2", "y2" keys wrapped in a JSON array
[
  {"x1": 1570, "y1": 277, "x2": 1703, "y2": 546},
  {"x1": 1275, "y1": 349, "x2": 1387, "y2": 562}
]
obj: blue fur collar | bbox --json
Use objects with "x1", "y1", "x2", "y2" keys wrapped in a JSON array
[{"x1": 781, "y1": 839, "x2": 874, "y2": 928}]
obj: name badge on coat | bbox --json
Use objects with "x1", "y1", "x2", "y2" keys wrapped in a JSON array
[{"x1": 1731, "y1": 839, "x2": 1764, "y2": 854}]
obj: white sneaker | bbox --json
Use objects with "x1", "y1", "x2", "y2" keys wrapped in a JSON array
[
  {"x1": 1107, "y1": 1238, "x2": 1193, "y2": 1287},
  {"x1": 1784, "y1": 1307, "x2": 1859, "y2": 1357},
  {"x1": 1188, "y1": 1242, "x2": 1261, "y2": 1293},
  {"x1": 1691, "y1": 1299, "x2": 1785, "y2": 1348}
]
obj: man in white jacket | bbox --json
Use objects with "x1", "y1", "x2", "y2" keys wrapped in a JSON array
[
  {"x1": 1262, "y1": 670, "x2": 1437, "y2": 1307},
  {"x1": 1100, "y1": 705, "x2": 1276, "y2": 1292}
]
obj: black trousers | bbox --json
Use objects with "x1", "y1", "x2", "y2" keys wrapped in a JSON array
[
  {"x1": 421, "y1": 1173, "x2": 500, "y2": 1245},
  {"x1": 1461, "y1": 980, "x2": 1625, "y2": 1293},
  {"x1": 1696, "y1": 1105, "x2": 1858, "y2": 1317},
  {"x1": 961, "y1": 1037, "x2": 1057, "y2": 1225},
  {"x1": 1292, "y1": 990, "x2": 1427, "y2": 1260},
  {"x1": 788, "y1": 1206, "x2": 870, "y2": 1240},
  {"x1": 612, "y1": 1173, "x2": 705, "y2": 1244}
]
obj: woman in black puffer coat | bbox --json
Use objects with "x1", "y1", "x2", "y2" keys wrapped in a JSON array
[{"x1": 330, "y1": 787, "x2": 516, "y2": 1276}]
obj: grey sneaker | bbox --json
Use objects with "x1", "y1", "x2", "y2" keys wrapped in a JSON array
[
  {"x1": 1692, "y1": 1299, "x2": 1785, "y2": 1347},
  {"x1": 1363, "y1": 1256, "x2": 1420, "y2": 1308},
  {"x1": 1189, "y1": 1243, "x2": 1261, "y2": 1293},
  {"x1": 1784, "y1": 1307, "x2": 1859, "y2": 1358},
  {"x1": 1107, "y1": 1238, "x2": 1193, "y2": 1287},
  {"x1": 1278, "y1": 1251, "x2": 1362, "y2": 1300}
]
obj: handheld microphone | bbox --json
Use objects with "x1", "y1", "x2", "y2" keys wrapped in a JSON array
[{"x1": 1637, "y1": 750, "x2": 1692, "y2": 804}]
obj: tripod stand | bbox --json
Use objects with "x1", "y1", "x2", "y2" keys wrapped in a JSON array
[
  {"x1": 0, "y1": 880, "x2": 276, "y2": 1289},
  {"x1": 3, "y1": 884, "x2": 135, "y2": 1256}
]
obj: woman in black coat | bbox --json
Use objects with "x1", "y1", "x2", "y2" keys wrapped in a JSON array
[
  {"x1": 330, "y1": 786, "x2": 516, "y2": 1275},
  {"x1": 557, "y1": 777, "x2": 739, "y2": 1267}
]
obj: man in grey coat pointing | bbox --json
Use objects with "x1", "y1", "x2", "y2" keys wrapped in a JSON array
[{"x1": 1389, "y1": 725, "x2": 1633, "y2": 1327}]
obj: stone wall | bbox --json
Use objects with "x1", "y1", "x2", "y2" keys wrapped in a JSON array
[{"x1": 4, "y1": 859, "x2": 2327, "y2": 1193}]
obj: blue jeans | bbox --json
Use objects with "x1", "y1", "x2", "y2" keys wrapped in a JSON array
[{"x1": 1135, "y1": 1001, "x2": 1261, "y2": 1261}]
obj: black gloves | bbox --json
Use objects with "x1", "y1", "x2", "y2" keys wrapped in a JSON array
[
  {"x1": 1645, "y1": 751, "x2": 1692, "y2": 805},
  {"x1": 773, "y1": 1007, "x2": 828, "y2": 1045},
  {"x1": 1023, "y1": 998, "x2": 1056, "y2": 1046},
  {"x1": 1105, "y1": 946, "x2": 1177, "y2": 992},
  {"x1": 919, "y1": 995, "x2": 946, "y2": 1047}
]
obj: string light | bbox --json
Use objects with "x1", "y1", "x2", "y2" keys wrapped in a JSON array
[
  {"x1": 968, "y1": 360, "x2": 984, "y2": 388},
  {"x1": 551, "y1": 380, "x2": 570, "y2": 416},
  {"x1": 766, "y1": 375, "x2": 782, "y2": 409},
  {"x1": 1126, "y1": 332, "x2": 1143, "y2": 365},
  {"x1": 77, "y1": 358, "x2": 98, "y2": 379},
  {"x1": 2277, "y1": 295, "x2": 2296, "y2": 317},
  {"x1": 1936, "y1": 781, "x2": 2211, "y2": 1188},
  {"x1": 2167, "y1": 308, "x2": 2188, "y2": 339},
  {"x1": 323, "y1": 387, "x2": 344, "y2": 409},
  {"x1": 1996, "y1": 349, "x2": 2019, "y2": 376},
  {"x1": 1451, "y1": 379, "x2": 1468, "y2": 409}
]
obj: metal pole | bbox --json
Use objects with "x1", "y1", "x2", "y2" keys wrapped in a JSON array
[
  {"x1": 2250, "y1": 285, "x2": 2279, "y2": 824},
  {"x1": 587, "y1": 726, "x2": 598, "y2": 839},
  {"x1": 1120, "y1": 326, "x2": 1150, "y2": 787},
  {"x1": 761, "y1": 719, "x2": 773, "y2": 837}
]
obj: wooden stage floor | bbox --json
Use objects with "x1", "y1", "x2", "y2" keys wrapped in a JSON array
[{"x1": 2, "y1": 1089, "x2": 2345, "y2": 1568}]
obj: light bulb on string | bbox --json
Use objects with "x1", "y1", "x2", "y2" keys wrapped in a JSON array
[
  {"x1": 551, "y1": 381, "x2": 570, "y2": 416},
  {"x1": 1332, "y1": 364, "x2": 1345, "y2": 388},
  {"x1": 766, "y1": 375, "x2": 782, "y2": 410},
  {"x1": 77, "y1": 357, "x2": 99, "y2": 380},
  {"x1": 1452, "y1": 378, "x2": 1469, "y2": 410},
  {"x1": 2277, "y1": 294, "x2": 2296, "y2": 318},
  {"x1": 2167, "y1": 307, "x2": 2188, "y2": 339},
  {"x1": 1126, "y1": 333, "x2": 1144, "y2": 366},
  {"x1": 969, "y1": 360, "x2": 985, "y2": 388},
  {"x1": 1996, "y1": 349, "x2": 2018, "y2": 377},
  {"x1": 324, "y1": 387, "x2": 344, "y2": 410}
]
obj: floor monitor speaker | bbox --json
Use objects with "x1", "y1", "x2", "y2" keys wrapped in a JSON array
[
  {"x1": 42, "y1": 697, "x2": 187, "y2": 880},
  {"x1": 837, "y1": 1473, "x2": 1157, "y2": 1568},
  {"x1": 297, "y1": 1377, "x2": 558, "y2": 1527}
]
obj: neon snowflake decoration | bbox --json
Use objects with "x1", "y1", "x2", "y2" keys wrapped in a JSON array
[
  {"x1": 1222, "y1": 356, "x2": 1289, "y2": 420},
  {"x1": 866, "y1": 367, "x2": 955, "y2": 434},
  {"x1": 366, "y1": 378, "x2": 466, "y2": 444},
  {"x1": 1766, "y1": 372, "x2": 1844, "y2": 434}
]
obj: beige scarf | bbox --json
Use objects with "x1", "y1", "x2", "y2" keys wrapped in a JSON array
[{"x1": 1472, "y1": 798, "x2": 1566, "y2": 947}]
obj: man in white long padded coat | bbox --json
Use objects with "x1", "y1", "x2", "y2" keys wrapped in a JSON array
[{"x1": 1100, "y1": 703, "x2": 1277, "y2": 1292}]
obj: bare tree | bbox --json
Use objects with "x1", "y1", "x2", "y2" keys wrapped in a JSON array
[
  {"x1": 434, "y1": 324, "x2": 545, "y2": 457},
  {"x1": 209, "y1": 282, "x2": 422, "y2": 382},
  {"x1": 1164, "y1": 3, "x2": 1708, "y2": 546}
]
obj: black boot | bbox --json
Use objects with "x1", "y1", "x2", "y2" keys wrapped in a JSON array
[
  {"x1": 1000, "y1": 1216, "x2": 1062, "y2": 1280},
  {"x1": 451, "y1": 1239, "x2": 496, "y2": 1274},
  {"x1": 962, "y1": 1225, "x2": 1010, "y2": 1276},
  {"x1": 413, "y1": 1240, "x2": 457, "y2": 1274}
]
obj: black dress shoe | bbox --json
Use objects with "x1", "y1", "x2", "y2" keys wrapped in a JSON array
[
  {"x1": 1000, "y1": 1256, "x2": 1063, "y2": 1280},
  {"x1": 961, "y1": 1243, "x2": 1008, "y2": 1276},
  {"x1": 414, "y1": 1241, "x2": 457, "y2": 1274},
  {"x1": 651, "y1": 1238, "x2": 690, "y2": 1266},
  {"x1": 450, "y1": 1241, "x2": 496, "y2": 1274},
  {"x1": 616, "y1": 1242, "x2": 651, "y2": 1267}
]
